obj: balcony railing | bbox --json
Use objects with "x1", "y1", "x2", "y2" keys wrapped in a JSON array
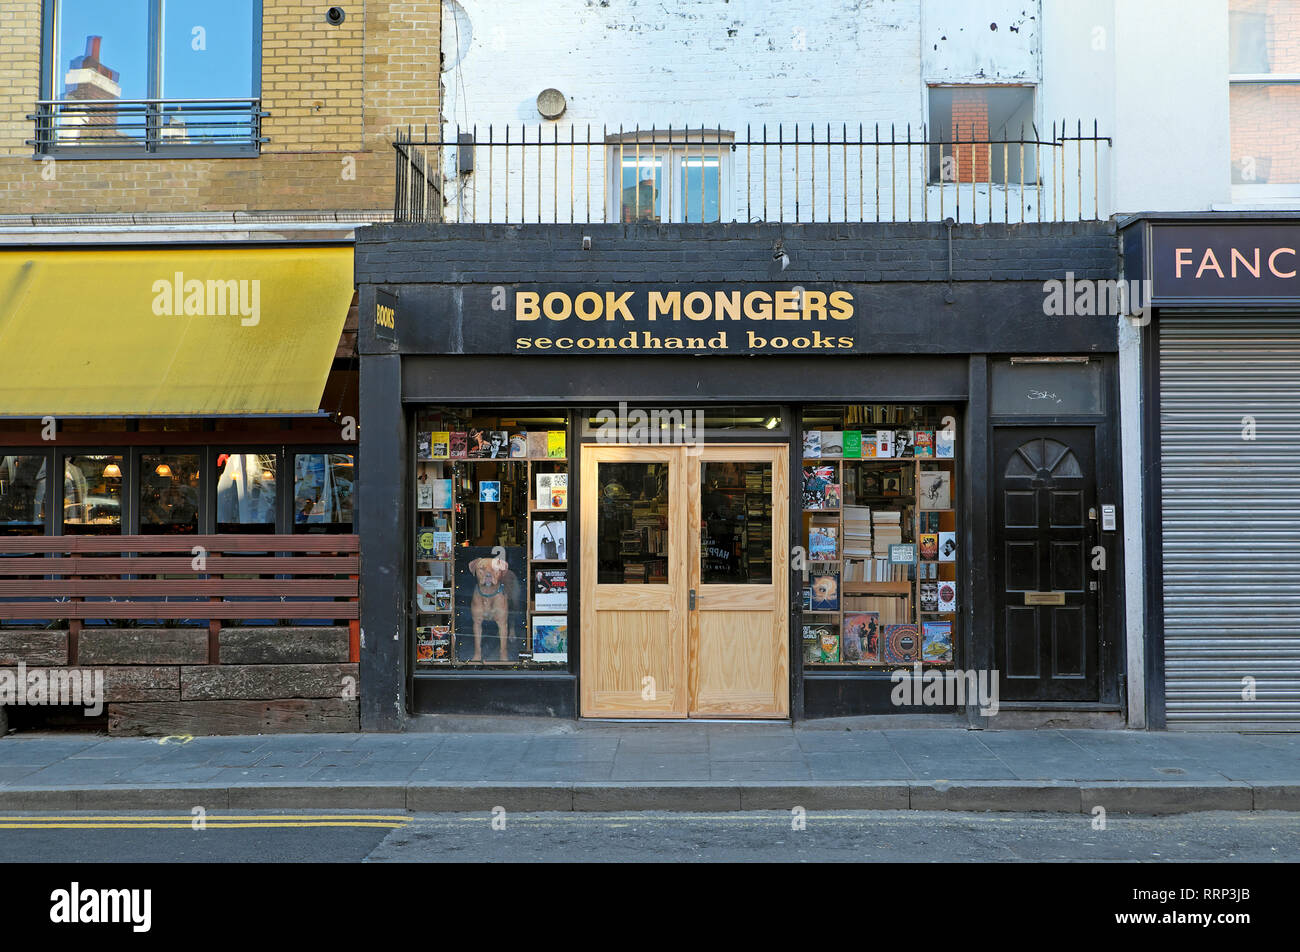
[
  {"x1": 0, "y1": 535, "x2": 359, "y2": 664},
  {"x1": 29, "y1": 98, "x2": 267, "y2": 157},
  {"x1": 394, "y1": 121, "x2": 1111, "y2": 225}
]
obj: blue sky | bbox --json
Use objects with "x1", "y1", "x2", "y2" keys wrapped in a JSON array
[{"x1": 57, "y1": 0, "x2": 254, "y2": 100}]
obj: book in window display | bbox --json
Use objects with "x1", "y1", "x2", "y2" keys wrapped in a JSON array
[
  {"x1": 880, "y1": 623, "x2": 920, "y2": 663},
  {"x1": 415, "y1": 528, "x2": 453, "y2": 561},
  {"x1": 531, "y1": 615, "x2": 568, "y2": 663},
  {"x1": 416, "y1": 624, "x2": 452, "y2": 663},
  {"x1": 919, "y1": 533, "x2": 939, "y2": 561},
  {"x1": 479, "y1": 480, "x2": 501, "y2": 503},
  {"x1": 533, "y1": 567, "x2": 568, "y2": 611},
  {"x1": 801, "y1": 465, "x2": 838, "y2": 509},
  {"x1": 935, "y1": 428, "x2": 955, "y2": 459},
  {"x1": 807, "y1": 568, "x2": 840, "y2": 612},
  {"x1": 509, "y1": 431, "x2": 528, "y2": 458},
  {"x1": 875, "y1": 430, "x2": 894, "y2": 458},
  {"x1": 936, "y1": 580, "x2": 957, "y2": 613},
  {"x1": 919, "y1": 580, "x2": 939, "y2": 613},
  {"x1": 431, "y1": 432, "x2": 450, "y2": 459},
  {"x1": 527, "y1": 431, "x2": 548, "y2": 459},
  {"x1": 416, "y1": 431, "x2": 433, "y2": 461},
  {"x1": 921, "y1": 621, "x2": 953, "y2": 663},
  {"x1": 913, "y1": 430, "x2": 935, "y2": 457},
  {"x1": 533, "y1": 519, "x2": 566, "y2": 560},
  {"x1": 939, "y1": 531, "x2": 957, "y2": 562},
  {"x1": 416, "y1": 463, "x2": 435, "y2": 509},
  {"x1": 808, "y1": 525, "x2": 838, "y2": 560},
  {"x1": 416, "y1": 575, "x2": 452, "y2": 613},
  {"x1": 449, "y1": 432, "x2": 468, "y2": 459},
  {"x1": 547, "y1": 430, "x2": 567, "y2": 459},
  {"x1": 843, "y1": 612, "x2": 880, "y2": 663},
  {"x1": 821, "y1": 431, "x2": 844, "y2": 458},
  {"x1": 919, "y1": 470, "x2": 952, "y2": 509},
  {"x1": 895, "y1": 430, "x2": 914, "y2": 458},
  {"x1": 802, "y1": 430, "x2": 822, "y2": 458},
  {"x1": 455, "y1": 546, "x2": 526, "y2": 662}
]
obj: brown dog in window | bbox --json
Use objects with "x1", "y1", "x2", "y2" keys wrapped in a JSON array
[{"x1": 467, "y1": 556, "x2": 521, "y2": 661}]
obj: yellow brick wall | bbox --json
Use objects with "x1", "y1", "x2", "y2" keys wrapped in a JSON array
[{"x1": 0, "y1": 1, "x2": 442, "y2": 214}]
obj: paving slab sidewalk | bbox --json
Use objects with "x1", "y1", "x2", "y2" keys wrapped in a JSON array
[{"x1": 0, "y1": 723, "x2": 1297, "y2": 814}]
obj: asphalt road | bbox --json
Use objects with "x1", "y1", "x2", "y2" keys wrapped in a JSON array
[{"x1": 0, "y1": 810, "x2": 1296, "y2": 862}]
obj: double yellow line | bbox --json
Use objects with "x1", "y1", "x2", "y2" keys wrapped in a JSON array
[{"x1": 0, "y1": 814, "x2": 411, "y2": 830}]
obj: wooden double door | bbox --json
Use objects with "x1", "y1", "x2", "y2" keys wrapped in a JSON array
[{"x1": 580, "y1": 443, "x2": 789, "y2": 718}]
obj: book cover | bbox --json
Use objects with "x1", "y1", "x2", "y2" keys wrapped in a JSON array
[
  {"x1": 431, "y1": 432, "x2": 450, "y2": 459},
  {"x1": 919, "y1": 533, "x2": 939, "y2": 561},
  {"x1": 881, "y1": 471, "x2": 901, "y2": 496},
  {"x1": 535, "y1": 472, "x2": 554, "y2": 510},
  {"x1": 817, "y1": 626, "x2": 841, "y2": 663},
  {"x1": 802, "y1": 625, "x2": 826, "y2": 664},
  {"x1": 939, "y1": 531, "x2": 957, "y2": 562},
  {"x1": 802, "y1": 430, "x2": 822, "y2": 458},
  {"x1": 466, "y1": 428, "x2": 493, "y2": 459},
  {"x1": 415, "y1": 625, "x2": 452, "y2": 663},
  {"x1": 921, "y1": 621, "x2": 953, "y2": 663},
  {"x1": 478, "y1": 480, "x2": 501, "y2": 503},
  {"x1": 861, "y1": 436, "x2": 877, "y2": 458},
  {"x1": 937, "y1": 580, "x2": 957, "y2": 613},
  {"x1": 509, "y1": 431, "x2": 528, "y2": 458},
  {"x1": 807, "y1": 568, "x2": 840, "y2": 612},
  {"x1": 860, "y1": 470, "x2": 882, "y2": 496},
  {"x1": 547, "y1": 430, "x2": 566, "y2": 459},
  {"x1": 894, "y1": 430, "x2": 914, "y2": 458},
  {"x1": 415, "y1": 575, "x2": 452, "y2": 613},
  {"x1": 919, "y1": 581, "x2": 939, "y2": 613},
  {"x1": 432, "y1": 478, "x2": 453, "y2": 510},
  {"x1": 842, "y1": 612, "x2": 880, "y2": 663},
  {"x1": 919, "y1": 470, "x2": 952, "y2": 510},
  {"x1": 913, "y1": 430, "x2": 935, "y2": 457},
  {"x1": 801, "y1": 465, "x2": 838, "y2": 510},
  {"x1": 527, "y1": 431, "x2": 549, "y2": 459},
  {"x1": 416, "y1": 463, "x2": 435, "y2": 509},
  {"x1": 936, "y1": 429, "x2": 955, "y2": 459},
  {"x1": 531, "y1": 615, "x2": 569, "y2": 662},
  {"x1": 842, "y1": 430, "x2": 862, "y2": 458},
  {"x1": 880, "y1": 623, "x2": 920, "y2": 663},
  {"x1": 489, "y1": 431, "x2": 510, "y2": 458},
  {"x1": 920, "y1": 511, "x2": 941, "y2": 533},
  {"x1": 549, "y1": 472, "x2": 568, "y2": 510},
  {"x1": 808, "y1": 526, "x2": 838, "y2": 560},
  {"x1": 533, "y1": 519, "x2": 566, "y2": 560},
  {"x1": 449, "y1": 432, "x2": 468, "y2": 458},
  {"x1": 875, "y1": 430, "x2": 894, "y2": 458},
  {"x1": 533, "y1": 567, "x2": 568, "y2": 611},
  {"x1": 432, "y1": 531, "x2": 453, "y2": 560},
  {"x1": 416, "y1": 432, "x2": 433, "y2": 461},
  {"x1": 821, "y1": 431, "x2": 844, "y2": 458},
  {"x1": 415, "y1": 528, "x2": 439, "y2": 561}
]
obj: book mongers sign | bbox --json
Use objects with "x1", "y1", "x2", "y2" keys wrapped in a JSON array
[{"x1": 510, "y1": 286, "x2": 857, "y2": 354}]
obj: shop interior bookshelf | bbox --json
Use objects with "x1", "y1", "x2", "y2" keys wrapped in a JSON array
[{"x1": 801, "y1": 406, "x2": 958, "y2": 668}]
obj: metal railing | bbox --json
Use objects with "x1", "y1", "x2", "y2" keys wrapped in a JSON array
[
  {"x1": 29, "y1": 98, "x2": 267, "y2": 156},
  {"x1": 394, "y1": 121, "x2": 1111, "y2": 225}
]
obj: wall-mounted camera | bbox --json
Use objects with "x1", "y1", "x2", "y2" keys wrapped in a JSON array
[{"x1": 326, "y1": 7, "x2": 346, "y2": 25}]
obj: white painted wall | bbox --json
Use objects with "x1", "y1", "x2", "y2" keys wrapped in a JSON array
[{"x1": 437, "y1": 0, "x2": 1109, "y2": 223}]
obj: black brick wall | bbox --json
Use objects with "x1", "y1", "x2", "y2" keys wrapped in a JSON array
[{"x1": 356, "y1": 221, "x2": 1117, "y2": 286}]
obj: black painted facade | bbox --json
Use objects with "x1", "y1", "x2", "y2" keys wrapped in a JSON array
[{"x1": 354, "y1": 221, "x2": 1123, "y2": 730}]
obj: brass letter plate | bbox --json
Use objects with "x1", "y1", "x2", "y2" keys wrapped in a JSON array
[{"x1": 1025, "y1": 591, "x2": 1066, "y2": 606}]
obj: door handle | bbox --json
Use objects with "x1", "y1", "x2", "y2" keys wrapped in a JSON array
[{"x1": 689, "y1": 589, "x2": 696, "y2": 611}]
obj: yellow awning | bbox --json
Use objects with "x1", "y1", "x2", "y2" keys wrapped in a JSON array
[{"x1": 0, "y1": 246, "x2": 353, "y2": 416}]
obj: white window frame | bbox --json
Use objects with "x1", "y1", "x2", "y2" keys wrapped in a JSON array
[
  {"x1": 1229, "y1": 5, "x2": 1300, "y2": 200},
  {"x1": 606, "y1": 132, "x2": 734, "y2": 223}
]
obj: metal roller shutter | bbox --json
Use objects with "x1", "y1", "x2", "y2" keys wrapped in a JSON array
[{"x1": 1160, "y1": 312, "x2": 1300, "y2": 730}]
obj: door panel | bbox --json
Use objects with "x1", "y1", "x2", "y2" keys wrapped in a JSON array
[
  {"x1": 580, "y1": 443, "x2": 788, "y2": 719},
  {"x1": 993, "y1": 427, "x2": 1099, "y2": 702},
  {"x1": 581, "y1": 446, "x2": 687, "y2": 717},
  {"x1": 690, "y1": 445, "x2": 788, "y2": 717}
]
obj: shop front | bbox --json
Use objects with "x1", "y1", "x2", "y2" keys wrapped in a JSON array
[
  {"x1": 355, "y1": 221, "x2": 1127, "y2": 730},
  {"x1": 1123, "y1": 213, "x2": 1300, "y2": 731}
]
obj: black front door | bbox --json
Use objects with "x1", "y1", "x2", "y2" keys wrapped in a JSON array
[{"x1": 993, "y1": 427, "x2": 1099, "y2": 702}]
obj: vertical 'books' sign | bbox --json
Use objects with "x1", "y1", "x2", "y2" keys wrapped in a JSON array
[{"x1": 375, "y1": 289, "x2": 398, "y2": 343}]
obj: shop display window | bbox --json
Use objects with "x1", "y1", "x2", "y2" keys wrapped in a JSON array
[
  {"x1": 62, "y1": 454, "x2": 124, "y2": 534},
  {"x1": 216, "y1": 452, "x2": 278, "y2": 532},
  {"x1": 799, "y1": 405, "x2": 960, "y2": 668},
  {"x1": 139, "y1": 454, "x2": 201, "y2": 534},
  {"x1": 293, "y1": 453, "x2": 355, "y2": 533},
  {"x1": 412, "y1": 408, "x2": 570, "y2": 668},
  {"x1": 0, "y1": 456, "x2": 48, "y2": 535}
]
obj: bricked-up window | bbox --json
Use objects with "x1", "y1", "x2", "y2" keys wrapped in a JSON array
[
  {"x1": 607, "y1": 132, "x2": 733, "y2": 223},
  {"x1": 1229, "y1": 0, "x2": 1300, "y2": 186},
  {"x1": 927, "y1": 86, "x2": 1036, "y2": 185},
  {"x1": 40, "y1": 0, "x2": 261, "y2": 155}
]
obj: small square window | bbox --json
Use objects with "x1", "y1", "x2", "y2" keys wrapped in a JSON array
[
  {"x1": 608, "y1": 133, "x2": 732, "y2": 222},
  {"x1": 927, "y1": 86, "x2": 1037, "y2": 185}
]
